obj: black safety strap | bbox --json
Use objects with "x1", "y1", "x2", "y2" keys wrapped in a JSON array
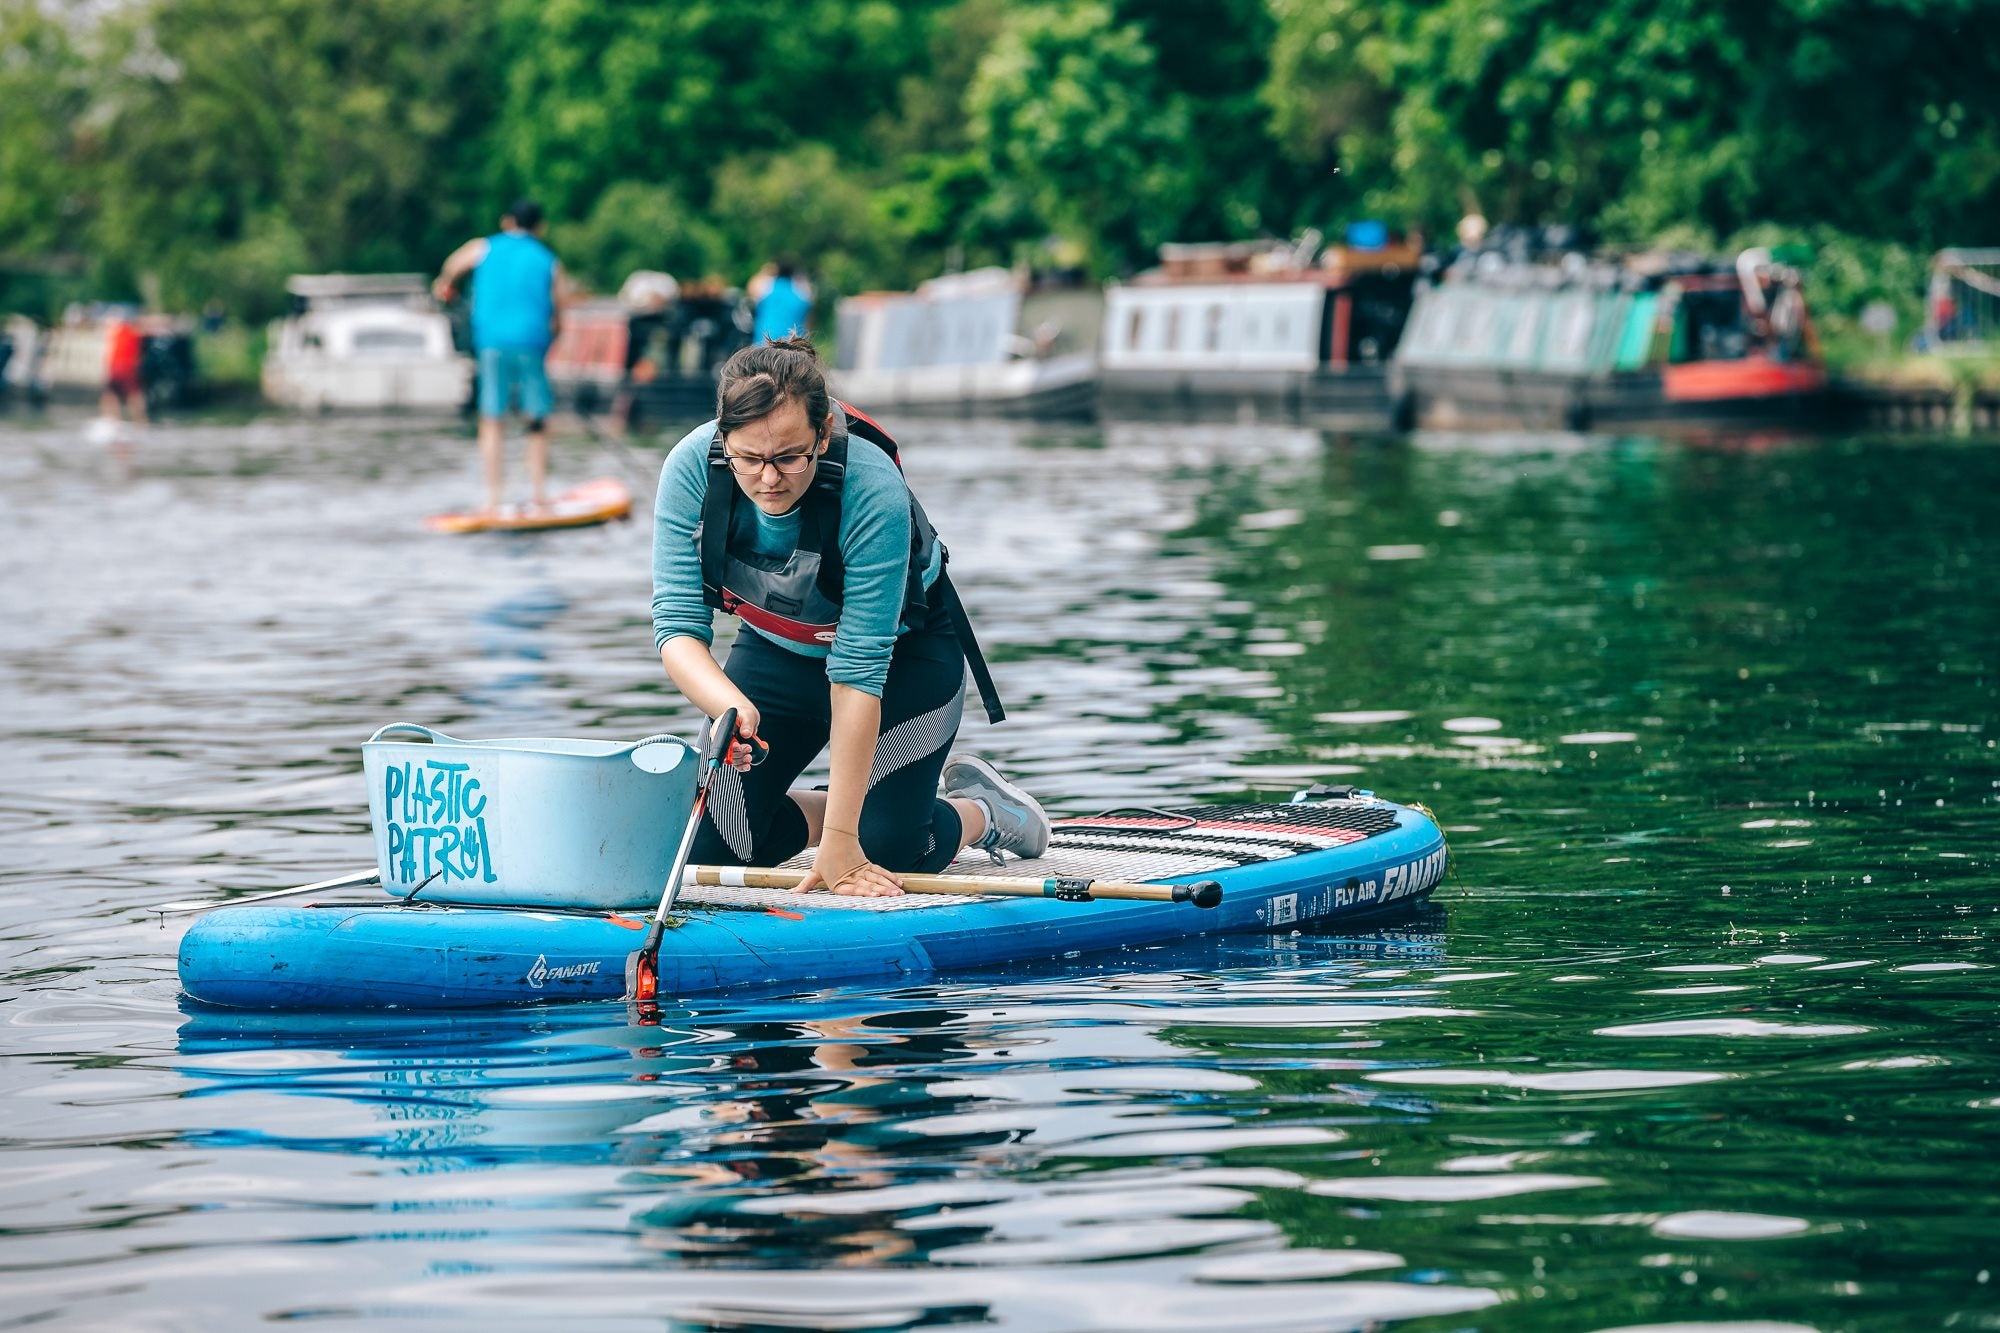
[
  {"x1": 934, "y1": 560, "x2": 1006, "y2": 724},
  {"x1": 698, "y1": 440, "x2": 733, "y2": 604},
  {"x1": 703, "y1": 412, "x2": 1005, "y2": 724}
]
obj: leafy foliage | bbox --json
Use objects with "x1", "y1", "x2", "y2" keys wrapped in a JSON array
[
  {"x1": 561, "y1": 181, "x2": 724, "y2": 294},
  {"x1": 0, "y1": 5, "x2": 94, "y2": 314},
  {"x1": 0, "y1": 5, "x2": 89, "y2": 258},
  {"x1": 709, "y1": 146, "x2": 902, "y2": 296},
  {"x1": 78, "y1": 0, "x2": 503, "y2": 319},
  {"x1": 491, "y1": 0, "x2": 945, "y2": 223},
  {"x1": 1, "y1": 0, "x2": 1995, "y2": 324},
  {"x1": 967, "y1": 2, "x2": 1192, "y2": 273},
  {"x1": 1260, "y1": 0, "x2": 2000, "y2": 250}
]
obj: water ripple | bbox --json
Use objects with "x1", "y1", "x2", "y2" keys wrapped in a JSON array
[{"x1": 4, "y1": 416, "x2": 1999, "y2": 1326}]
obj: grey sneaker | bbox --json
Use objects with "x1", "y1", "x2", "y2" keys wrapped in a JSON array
[{"x1": 943, "y1": 754, "x2": 1051, "y2": 861}]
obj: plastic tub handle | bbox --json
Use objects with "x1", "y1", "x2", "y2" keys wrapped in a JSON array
[
  {"x1": 628, "y1": 733, "x2": 697, "y2": 774},
  {"x1": 366, "y1": 722, "x2": 459, "y2": 745}
]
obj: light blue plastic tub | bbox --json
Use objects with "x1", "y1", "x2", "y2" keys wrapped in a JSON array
[{"x1": 361, "y1": 723, "x2": 698, "y2": 909}]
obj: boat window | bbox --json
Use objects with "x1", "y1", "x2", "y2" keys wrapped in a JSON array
[
  {"x1": 1550, "y1": 300, "x2": 1593, "y2": 360},
  {"x1": 1508, "y1": 303, "x2": 1544, "y2": 362},
  {"x1": 353, "y1": 329, "x2": 430, "y2": 353},
  {"x1": 1127, "y1": 308, "x2": 1143, "y2": 349},
  {"x1": 1165, "y1": 308, "x2": 1181, "y2": 351},
  {"x1": 1204, "y1": 306, "x2": 1223, "y2": 351}
]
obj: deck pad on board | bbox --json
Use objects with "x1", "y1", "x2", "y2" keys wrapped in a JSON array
[{"x1": 677, "y1": 800, "x2": 1406, "y2": 914}]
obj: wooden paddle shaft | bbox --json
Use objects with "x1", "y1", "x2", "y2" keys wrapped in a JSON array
[{"x1": 685, "y1": 865, "x2": 1223, "y2": 908}]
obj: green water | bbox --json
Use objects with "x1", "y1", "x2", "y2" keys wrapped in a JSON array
[
  {"x1": 1157, "y1": 431, "x2": 2000, "y2": 1329},
  {"x1": 0, "y1": 416, "x2": 1994, "y2": 1329}
]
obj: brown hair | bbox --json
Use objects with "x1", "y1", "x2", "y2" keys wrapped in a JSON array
[{"x1": 715, "y1": 336, "x2": 830, "y2": 438}]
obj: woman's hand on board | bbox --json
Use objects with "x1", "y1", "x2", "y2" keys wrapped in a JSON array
[{"x1": 795, "y1": 829, "x2": 904, "y2": 897}]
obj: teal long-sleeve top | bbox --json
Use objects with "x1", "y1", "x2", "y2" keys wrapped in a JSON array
[{"x1": 651, "y1": 420, "x2": 942, "y2": 697}]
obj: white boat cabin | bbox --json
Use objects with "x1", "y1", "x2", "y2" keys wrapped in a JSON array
[
  {"x1": 836, "y1": 268, "x2": 1024, "y2": 373},
  {"x1": 831, "y1": 268, "x2": 1096, "y2": 417},
  {"x1": 1104, "y1": 280, "x2": 1332, "y2": 373},
  {"x1": 262, "y1": 274, "x2": 469, "y2": 412},
  {"x1": 1101, "y1": 239, "x2": 1420, "y2": 377}
]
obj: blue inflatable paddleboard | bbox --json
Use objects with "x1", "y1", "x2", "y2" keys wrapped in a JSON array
[{"x1": 177, "y1": 795, "x2": 1446, "y2": 1009}]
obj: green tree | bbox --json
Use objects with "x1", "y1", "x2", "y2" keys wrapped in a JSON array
[
  {"x1": 709, "y1": 144, "x2": 900, "y2": 295},
  {"x1": 1260, "y1": 0, "x2": 1403, "y2": 227},
  {"x1": 967, "y1": 1, "x2": 1193, "y2": 274},
  {"x1": 493, "y1": 0, "x2": 948, "y2": 230},
  {"x1": 0, "y1": 2, "x2": 94, "y2": 314},
  {"x1": 87, "y1": 0, "x2": 502, "y2": 318},
  {"x1": 560, "y1": 181, "x2": 725, "y2": 294},
  {"x1": 4, "y1": 0, "x2": 1992, "y2": 330},
  {"x1": 868, "y1": 0, "x2": 1017, "y2": 273},
  {"x1": 1115, "y1": 0, "x2": 1316, "y2": 240},
  {"x1": 1260, "y1": 0, "x2": 2000, "y2": 252}
]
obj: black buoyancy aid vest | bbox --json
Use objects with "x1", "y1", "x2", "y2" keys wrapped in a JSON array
[{"x1": 697, "y1": 400, "x2": 1005, "y2": 723}]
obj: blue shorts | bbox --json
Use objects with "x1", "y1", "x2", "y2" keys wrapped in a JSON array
[{"x1": 476, "y1": 347, "x2": 553, "y2": 420}]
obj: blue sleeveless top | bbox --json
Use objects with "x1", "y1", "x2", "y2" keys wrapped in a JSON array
[
  {"x1": 753, "y1": 275, "x2": 812, "y2": 343},
  {"x1": 470, "y1": 231, "x2": 557, "y2": 351}
]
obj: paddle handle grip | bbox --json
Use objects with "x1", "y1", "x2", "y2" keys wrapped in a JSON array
[
  {"x1": 704, "y1": 708, "x2": 768, "y2": 769},
  {"x1": 685, "y1": 866, "x2": 1223, "y2": 909},
  {"x1": 707, "y1": 709, "x2": 740, "y2": 766}
]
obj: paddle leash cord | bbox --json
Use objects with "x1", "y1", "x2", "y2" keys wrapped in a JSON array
[{"x1": 1082, "y1": 806, "x2": 1199, "y2": 830}]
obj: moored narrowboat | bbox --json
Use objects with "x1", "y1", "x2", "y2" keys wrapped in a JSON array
[
  {"x1": 1389, "y1": 241, "x2": 1828, "y2": 433},
  {"x1": 1098, "y1": 228, "x2": 1419, "y2": 427},
  {"x1": 830, "y1": 267, "x2": 1097, "y2": 420}
]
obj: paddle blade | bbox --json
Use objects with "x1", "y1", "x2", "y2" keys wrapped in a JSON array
[{"x1": 624, "y1": 948, "x2": 657, "y2": 1001}]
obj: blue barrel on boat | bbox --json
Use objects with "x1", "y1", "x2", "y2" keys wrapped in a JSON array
[{"x1": 1347, "y1": 220, "x2": 1390, "y2": 251}]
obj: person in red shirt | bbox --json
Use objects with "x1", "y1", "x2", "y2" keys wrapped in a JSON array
[{"x1": 99, "y1": 309, "x2": 148, "y2": 426}]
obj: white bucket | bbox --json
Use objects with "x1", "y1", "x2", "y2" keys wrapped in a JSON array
[{"x1": 361, "y1": 723, "x2": 699, "y2": 909}]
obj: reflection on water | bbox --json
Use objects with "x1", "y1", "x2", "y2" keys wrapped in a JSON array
[{"x1": 1, "y1": 411, "x2": 1997, "y2": 1328}]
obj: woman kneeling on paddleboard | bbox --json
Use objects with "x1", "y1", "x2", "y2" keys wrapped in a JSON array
[{"x1": 651, "y1": 336, "x2": 1046, "y2": 896}]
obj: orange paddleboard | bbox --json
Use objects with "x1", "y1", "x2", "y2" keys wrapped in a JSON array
[{"x1": 426, "y1": 476, "x2": 633, "y2": 534}]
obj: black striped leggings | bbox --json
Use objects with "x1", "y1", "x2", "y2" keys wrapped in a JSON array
[{"x1": 690, "y1": 606, "x2": 967, "y2": 873}]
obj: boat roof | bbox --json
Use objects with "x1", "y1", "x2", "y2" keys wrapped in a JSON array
[
  {"x1": 1441, "y1": 247, "x2": 1800, "y2": 295},
  {"x1": 285, "y1": 273, "x2": 433, "y2": 305},
  {"x1": 840, "y1": 267, "x2": 1022, "y2": 307},
  {"x1": 1128, "y1": 236, "x2": 1420, "y2": 289}
]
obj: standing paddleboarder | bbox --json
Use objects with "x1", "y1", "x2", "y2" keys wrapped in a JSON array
[
  {"x1": 650, "y1": 337, "x2": 1045, "y2": 897},
  {"x1": 434, "y1": 198, "x2": 565, "y2": 514}
]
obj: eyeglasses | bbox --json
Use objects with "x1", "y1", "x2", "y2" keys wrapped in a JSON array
[
  {"x1": 723, "y1": 451, "x2": 815, "y2": 476},
  {"x1": 719, "y1": 436, "x2": 820, "y2": 476}
]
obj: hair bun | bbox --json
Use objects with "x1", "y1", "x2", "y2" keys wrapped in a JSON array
[{"x1": 765, "y1": 334, "x2": 818, "y2": 360}]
